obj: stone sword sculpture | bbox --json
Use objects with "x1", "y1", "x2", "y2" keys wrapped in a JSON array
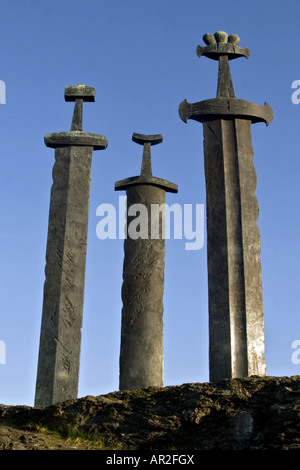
[
  {"x1": 35, "y1": 85, "x2": 108, "y2": 407},
  {"x1": 115, "y1": 133, "x2": 178, "y2": 390},
  {"x1": 179, "y1": 32, "x2": 273, "y2": 382}
]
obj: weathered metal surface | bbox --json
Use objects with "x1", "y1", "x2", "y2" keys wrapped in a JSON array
[
  {"x1": 115, "y1": 134, "x2": 178, "y2": 390},
  {"x1": 179, "y1": 32, "x2": 272, "y2": 381},
  {"x1": 35, "y1": 86, "x2": 107, "y2": 407}
]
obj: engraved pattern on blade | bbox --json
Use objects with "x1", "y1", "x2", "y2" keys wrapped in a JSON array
[
  {"x1": 35, "y1": 85, "x2": 107, "y2": 407},
  {"x1": 35, "y1": 147, "x2": 93, "y2": 406},
  {"x1": 122, "y1": 237, "x2": 165, "y2": 330},
  {"x1": 119, "y1": 185, "x2": 166, "y2": 390},
  {"x1": 235, "y1": 120, "x2": 266, "y2": 376},
  {"x1": 179, "y1": 32, "x2": 271, "y2": 382},
  {"x1": 117, "y1": 132, "x2": 177, "y2": 391},
  {"x1": 121, "y1": 185, "x2": 165, "y2": 330}
]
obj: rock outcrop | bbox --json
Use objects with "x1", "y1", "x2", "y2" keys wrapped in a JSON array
[{"x1": 0, "y1": 375, "x2": 299, "y2": 450}]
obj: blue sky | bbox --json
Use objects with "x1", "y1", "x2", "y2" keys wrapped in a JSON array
[{"x1": 0, "y1": 0, "x2": 299, "y2": 406}]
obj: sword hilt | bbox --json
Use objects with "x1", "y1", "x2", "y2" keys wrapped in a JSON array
[
  {"x1": 115, "y1": 133, "x2": 177, "y2": 193},
  {"x1": 132, "y1": 133, "x2": 163, "y2": 177},
  {"x1": 196, "y1": 32, "x2": 250, "y2": 98},
  {"x1": 196, "y1": 31, "x2": 250, "y2": 61},
  {"x1": 64, "y1": 84, "x2": 96, "y2": 131}
]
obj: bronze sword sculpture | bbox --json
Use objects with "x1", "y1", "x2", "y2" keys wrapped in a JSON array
[
  {"x1": 179, "y1": 32, "x2": 273, "y2": 382},
  {"x1": 35, "y1": 85, "x2": 107, "y2": 406},
  {"x1": 115, "y1": 133, "x2": 177, "y2": 390}
]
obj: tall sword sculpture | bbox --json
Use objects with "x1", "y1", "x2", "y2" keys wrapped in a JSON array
[
  {"x1": 35, "y1": 85, "x2": 108, "y2": 407},
  {"x1": 115, "y1": 133, "x2": 178, "y2": 390},
  {"x1": 179, "y1": 32, "x2": 273, "y2": 382}
]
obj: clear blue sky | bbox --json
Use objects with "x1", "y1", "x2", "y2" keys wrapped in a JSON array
[{"x1": 0, "y1": 0, "x2": 299, "y2": 406}]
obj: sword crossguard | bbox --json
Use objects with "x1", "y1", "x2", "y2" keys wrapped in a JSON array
[
  {"x1": 64, "y1": 84, "x2": 96, "y2": 131},
  {"x1": 115, "y1": 132, "x2": 177, "y2": 193},
  {"x1": 179, "y1": 31, "x2": 273, "y2": 126}
]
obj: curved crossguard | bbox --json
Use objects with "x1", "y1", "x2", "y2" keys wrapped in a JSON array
[
  {"x1": 64, "y1": 84, "x2": 96, "y2": 131},
  {"x1": 196, "y1": 31, "x2": 250, "y2": 98},
  {"x1": 132, "y1": 133, "x2": 163, "y2": 177},
  {"x1": 179, "y1": 31, "x2": 273, "y2": 126}
]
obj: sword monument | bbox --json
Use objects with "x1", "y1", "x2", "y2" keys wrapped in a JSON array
[
  {"x1": 35, "y1": 85, "x2": 108, "y2": 407},
  {"x1": 115, "y1": 133, "x2": 178, "y2": 390},
  {"x1": 179, "y1": 32, "x2": 273, "y2": 382}
]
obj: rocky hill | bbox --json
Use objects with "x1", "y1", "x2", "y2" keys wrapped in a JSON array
[{"x1": 0, "y1": 375, "x2": 300, "y2": 451}]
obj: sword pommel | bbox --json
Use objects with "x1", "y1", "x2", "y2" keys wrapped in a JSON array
[
  {"x1": 196, "y1": 31, "x2": 250, "y2": 61},
  {"x1": 64, "y1": 84, "x2": 95, "y2": 102},
  {"x1": 63, "y1": 84, "x2": 96, "y2": 131},
  {"x1": 132, "y1": 133, "x2": 163, "y2": 146}
]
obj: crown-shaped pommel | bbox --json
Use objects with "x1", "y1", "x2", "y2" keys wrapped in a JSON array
[{"x1": 196, "y1": 31, "x2": 250, "y2": 60}]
